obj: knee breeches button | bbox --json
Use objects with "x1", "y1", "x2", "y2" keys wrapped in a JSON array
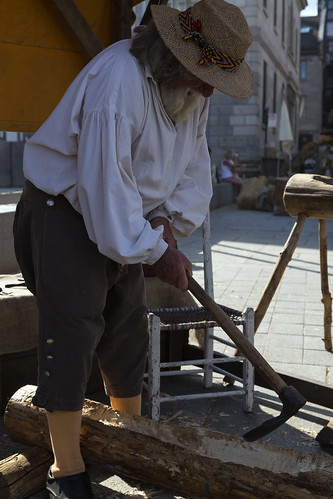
[
  {"x1": 46, "y1": 199, "x2": 55, "y2": 206},
  {"x1": 44, "y1": 371, "x2": 51, "y2": 377},
  {"x1": 46, "y1": 355, "x2": 54, "y2": 361},
  {"x1": 46, "y1": 338, "x2": 55, "y2": 344}
]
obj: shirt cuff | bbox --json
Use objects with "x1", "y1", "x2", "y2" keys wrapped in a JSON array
[
  {"x1": 146, "y1": 206, "x2": 182, "y2": 226},
  {"x1": 145, "y1": 234, "x2": 168, "y2": 265}
]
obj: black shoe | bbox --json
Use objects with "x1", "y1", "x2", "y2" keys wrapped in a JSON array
[{"x1": 46, "y1": 467, "x2": 95, "y2": 498}]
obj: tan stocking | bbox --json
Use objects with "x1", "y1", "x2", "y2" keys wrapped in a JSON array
[
  {"x1": 110, "y1": 394, "x2": 141, "y2": 415},
  {"x1": 46, "y1": 410, "x2": 85, "y2": 478}
]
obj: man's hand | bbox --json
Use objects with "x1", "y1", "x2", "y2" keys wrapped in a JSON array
[
  {"x1": 150, "y1": 216, "x2": 177, "y2": 248},
  {"x1": 149, "y1": 216, "x2": 192, "y2": 290},
  {"x1": 150, "y1": 246, "x2": 192, "y2": 291}
]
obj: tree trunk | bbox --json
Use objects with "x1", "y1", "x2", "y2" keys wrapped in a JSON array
[
  {"x1": 0, "y1": 446, "x2": 52, "y2": 498},
  {"x1": 4, "y1": 386, "x2": 333, "y2": 499}
]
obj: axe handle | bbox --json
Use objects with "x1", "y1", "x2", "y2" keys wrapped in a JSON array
[{"x1": 187, "y1": 274, "x2": 287, "y2": 395}]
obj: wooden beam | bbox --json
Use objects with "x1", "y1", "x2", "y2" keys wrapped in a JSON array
[
  {"x1": 46, "y1": 0, "x2": 104, "y2": 60},
  {"x1": 4, "y1": 385, "x2": 333, "y2": 499},
  {"x1": 121, "y1": 0, "x2": 133, "y2": 39}
]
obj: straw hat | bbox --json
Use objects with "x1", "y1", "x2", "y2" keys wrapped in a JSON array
[{"x1": 150, "y1": 0, "x2": 254, "y2": 99}]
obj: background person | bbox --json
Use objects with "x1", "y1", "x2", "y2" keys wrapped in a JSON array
[{"x1": 220, "y1": 150, "x2": 245, "y2": 186}]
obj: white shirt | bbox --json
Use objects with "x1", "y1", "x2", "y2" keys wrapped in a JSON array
[
  {"x1": 220, "y1": 159, "x2": 234, "y2": 179},
  {"x1": 23, "y1": 40, "x2": 212, "y2": 265}
]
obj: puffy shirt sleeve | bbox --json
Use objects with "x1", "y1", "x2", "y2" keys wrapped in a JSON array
[{"x1": 77, "y1": 109, "x2": 168, "y2": 265}]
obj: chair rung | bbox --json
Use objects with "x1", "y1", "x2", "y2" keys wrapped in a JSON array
[
  {"x1": 159, "y1": 389, "x2": 246, "y2": 403},
  {"x1": 160, "y1": 357, "x2": 245, "y2": 369}
]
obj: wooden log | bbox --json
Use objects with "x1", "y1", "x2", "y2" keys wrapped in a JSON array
[
  {"x1": 4, "y1": 385, "x2": 333, "y2": 499},
  {"x1": 0, "y1": 446, "x2": 52, "y2": 499},
  {"x1": 283, "y1": 174, "x2": 333, "y2": 219}
]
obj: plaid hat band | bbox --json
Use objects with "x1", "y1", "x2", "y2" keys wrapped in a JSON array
[{"x1": 179, "y1": 8, "x2": 243, "y2": 72}]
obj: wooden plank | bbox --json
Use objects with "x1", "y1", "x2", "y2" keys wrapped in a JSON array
[
  {"x1": 0, "y1": 0, "x2": 114, "y2": 131},
  {"x1": 4, "y1": 385, "x2": 333, "y2": 499},
  {"x1": 121, "y1": 0, "x2": 133, "y2": 39},
  {"x1": 47, "y1": 0, "x2": 104, "y2": 60}
]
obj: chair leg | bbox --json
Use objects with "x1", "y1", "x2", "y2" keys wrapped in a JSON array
[
  {"x1": 202, "y1": 211, "x2": 214, "y2": 389},
  {"x1": 148, "y1": 313, "x2": 161, "y2": 421},
  {"x1": 243, "y1": 307, "x2": 255, "y2": 413},
  {"x1": 204, "y1": 326, "x2": 214, "y2": 388}
]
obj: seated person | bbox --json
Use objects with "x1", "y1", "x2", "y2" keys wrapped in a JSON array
[{"x1": 220, "y1": 150, "x2": 246, "y2": 185}]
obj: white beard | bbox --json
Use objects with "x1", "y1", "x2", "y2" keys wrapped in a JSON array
[{"x1": 160, "y1": 82, "x2": 201, "y2": 123}]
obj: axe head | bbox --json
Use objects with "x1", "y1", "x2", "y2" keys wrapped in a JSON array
[{"x1": 243, "y1": 385, "x2": 307, "y2": 442}]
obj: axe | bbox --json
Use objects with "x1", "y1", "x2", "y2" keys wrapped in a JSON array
[{"x1": 187, "y1": 273, "x2": 307, "y2": 441}]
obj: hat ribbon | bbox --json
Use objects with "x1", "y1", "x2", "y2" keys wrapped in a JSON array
[{"x1": 179, "y1": 8, "x2": 243, "y2": 72}]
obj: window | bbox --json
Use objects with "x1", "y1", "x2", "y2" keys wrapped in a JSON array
[
  {"x1": 274, "y1": 0, "x2": 277, "y2": 27},
  {"x1": 263, "y1": 0, "x2": 267, "y2": 8},
  {"x1": 273, "y1": 73, "x2": 277, "y2": 113},
  {"x1": 327, "y1": 22, "x2": 333, "y2": 37},
  {"x1": 300, "y1": 60, "x2": 307, "y2": 79},
  {"x1": 288, "y1": 3, "x2": 294, "y2": 55}
]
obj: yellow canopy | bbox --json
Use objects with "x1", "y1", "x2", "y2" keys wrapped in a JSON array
[{"x1": 0, "y1": 0, "x2": 145, "y2": 132}]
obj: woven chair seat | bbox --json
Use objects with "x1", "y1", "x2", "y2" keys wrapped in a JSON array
[{"x1": 147, "y1": 304, "x2": 243, "y2": 331}]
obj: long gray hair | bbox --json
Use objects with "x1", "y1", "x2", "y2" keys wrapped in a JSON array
[{"x1": 130, "y1": 21, "x2": 191, "y2": 84}]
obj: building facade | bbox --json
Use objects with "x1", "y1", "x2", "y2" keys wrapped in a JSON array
[
  {"x1": 322, "y1": 0, "x2": 333, "y2": 133},
  {"x1": 299, "y1": 11, "x2": 325, "y2": 149},
  {"x1": 207, "y1": 0, "x2": 307, "y2": 167}
]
